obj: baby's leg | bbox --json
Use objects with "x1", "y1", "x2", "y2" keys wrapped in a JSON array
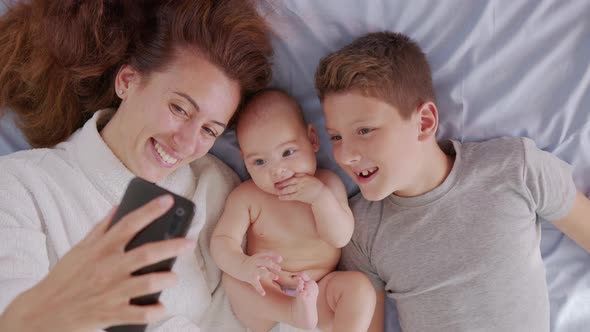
[
  {"x1": 222, "y1": 273, "x2": 319, "y2": 331},
  {"x1": 316, "y1": 271, "x2": 376, "y2": 332}
]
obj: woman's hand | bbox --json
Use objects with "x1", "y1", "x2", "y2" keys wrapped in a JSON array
[{"x1": 0, "y1": 195, "x2": 196, "y2": 332}]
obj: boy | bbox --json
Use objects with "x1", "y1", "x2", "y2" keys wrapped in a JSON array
[
  {"x1": 314, "y1": 31, "x2": 590, "y2": 332},
  {"x1": 211, "y1": 89, "x2": 376, "y2": 332}
]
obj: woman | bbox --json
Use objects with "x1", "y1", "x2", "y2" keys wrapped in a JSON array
[{"x1": 0, "y1": 0, "x2": 272, "y2": 331}]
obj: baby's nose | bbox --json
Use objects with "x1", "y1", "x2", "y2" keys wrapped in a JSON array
[
  {"x1": 271, "y1": 167, "x2": 293, "y2": 181},
  {"x1": 271, "y1": 167, "x2": 286, "y2": 177}
]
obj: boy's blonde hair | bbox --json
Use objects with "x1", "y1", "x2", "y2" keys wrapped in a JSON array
[{"x1": 314, "y1": 31, "x2": 435, "y2": 118}]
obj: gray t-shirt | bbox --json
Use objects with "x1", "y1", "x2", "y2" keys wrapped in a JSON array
[{"x1": 340, "y1": 137, "x2": 577, "y2": 332}]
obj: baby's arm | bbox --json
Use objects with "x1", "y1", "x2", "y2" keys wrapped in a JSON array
[
  {"x1": 554, "y1": 191, "x2": 590, "y2": 253},
  {"x1": 276, "y1": 170, "x2": 354, "y2": 248},
  {"x1": 210, "y1": 184, "x2": 282, "y2": 295},
  {"x1": 311, "y1": 170, "x2": 354, "y2": 248}
]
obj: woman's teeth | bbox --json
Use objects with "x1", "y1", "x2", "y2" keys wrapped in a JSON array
[{"x1": 154, "y1": 141, "x2": 178, "y2": 165}]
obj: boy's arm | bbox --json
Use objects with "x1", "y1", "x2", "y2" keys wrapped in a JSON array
[
  {"x1": 210, "y1": 185, "x2": 282, "y2": 294},
  {"x1": 368, "y1": 290, "x2": 385, "y2": 332},
  {"x1": 311, "y1": 170, "x2": 354, "y2": 248},
  {"x1": 553, "y1": 191, "x2": 590, "y2": 253}
]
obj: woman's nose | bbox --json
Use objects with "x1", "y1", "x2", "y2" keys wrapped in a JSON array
[{"x1": 172, "y1": 122, "x2": 202, "y2": 155}]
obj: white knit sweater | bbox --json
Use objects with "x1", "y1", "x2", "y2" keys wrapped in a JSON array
[{"x1": 0, "y1": 110, "x2": 245, "y2": 331}]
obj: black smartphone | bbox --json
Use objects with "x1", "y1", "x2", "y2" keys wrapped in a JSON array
[{"x1": 105, "y1": 177, "x2": 196, "y2": 332}]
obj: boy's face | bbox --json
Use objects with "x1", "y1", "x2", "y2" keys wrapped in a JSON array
[
  {"x1": 323, "y1": 92, "x2": 422, "y2": 201},
  {"x1": 239, "y1": 106, "x2": 319, "y2": 196}
]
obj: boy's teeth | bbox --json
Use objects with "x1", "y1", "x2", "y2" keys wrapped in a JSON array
[
  {"x1": 154, "y1": 141, "x2": 178, "y2": 165},
  {"x1": 357, "y1": 167, "x2": 378, "y2": 177}
]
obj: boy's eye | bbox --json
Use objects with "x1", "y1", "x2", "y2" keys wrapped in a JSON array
[
  {"x1": 254, "y1": 159, "x2": 265, "y2": 166},
  {"x1": 330, "y1": 135, "x2": 342, "y2": 141},
  {"x1": 283, "y1": 149, "x2": 295, "y2": 157},
  {"x1": 358, "y1": 128, "x2": 372, "y2": 135}
]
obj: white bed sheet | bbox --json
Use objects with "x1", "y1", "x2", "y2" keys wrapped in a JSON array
[{"x1": 1, "y1": 1, "x2": 589, "y2": 331}]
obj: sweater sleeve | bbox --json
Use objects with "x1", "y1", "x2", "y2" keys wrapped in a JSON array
[
  {"x1": 141, "y1": 155, "x2": 245, "y2": 332},
  {"x1": 0, "y1": 169, "x2": 50, "y2": 313},
  {"x1": 190, "y1": 155, "x2": 245, "y2": 330}
]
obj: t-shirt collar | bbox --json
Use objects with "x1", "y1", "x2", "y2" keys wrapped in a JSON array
[{"x1": 388, "y1": 139, "x2": 462, "y2": 207}]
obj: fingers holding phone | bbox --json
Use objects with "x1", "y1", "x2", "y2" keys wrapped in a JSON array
[
  {"x1": 104, "y1": 195, "x2": 175, "y2": 249},
  {"x1": 3, "y1": 179, "x2": 196, "y2": 332},
  {"x1": 104, "y1": 177, "x2": 196, "y2": 331}
]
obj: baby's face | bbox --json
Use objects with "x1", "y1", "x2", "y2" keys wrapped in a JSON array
[
  {"x1": 240, "y1": 110, "x2": 318, "y2": 195},
  {"x1": 323, "y1": 92, "x2": 423, "y2": 201}
]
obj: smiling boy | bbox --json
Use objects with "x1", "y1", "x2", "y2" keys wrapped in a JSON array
[{"x1": 315, "y1": 31, "x2": 590, "y2": 332}]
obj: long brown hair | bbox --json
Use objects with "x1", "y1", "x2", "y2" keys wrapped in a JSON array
[{"x1": 0, "y1": 0, "x2": 273, "y2": 148}]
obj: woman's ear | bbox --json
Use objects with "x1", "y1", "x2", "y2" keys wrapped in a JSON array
[
  {"x1": 416, "y1": 101, "x2": 439, "y2": 141},
  {"x1": 115, "y1": 64, "x2": 139, "y2": 100},
  {"x1": 307, "y1": 124, "x2": 320, "y2": 152}
]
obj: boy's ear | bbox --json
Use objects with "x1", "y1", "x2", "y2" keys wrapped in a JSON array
[
  {"x1": 307, "y1": 124, "x2": 320, "y2": 152},
  {"x1": 115, "y1": 64, "x2": 139, "y2": 100},
  {"x1": 416, "y1": 101, "x2": 439, "y2": 141}
]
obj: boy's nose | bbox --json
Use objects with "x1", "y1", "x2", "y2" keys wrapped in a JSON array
[{"x1": 337, "y1": 142, "x2": 361, "y2": 166}]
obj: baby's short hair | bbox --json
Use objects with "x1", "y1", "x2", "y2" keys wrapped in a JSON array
[
  {"x1": 314, "y1": 31, "x2": 436, "y2": 118},
  {"x1": 235, "y1": 88, "x2": 306, "y2": 139}
]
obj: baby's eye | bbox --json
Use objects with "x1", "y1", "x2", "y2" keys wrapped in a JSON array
[
  {"x1": 283, "y1": 149, "x2": 295, "y2": 157},
  {"x1": 330, "y1": 135, "x2": 342, "y2": 141},
  {"x1": 254, "y1": 159, "x2": 265, "y2": 166},
  {"x1": 358, "y1": 128, "x2": 372, "y2": 135}
]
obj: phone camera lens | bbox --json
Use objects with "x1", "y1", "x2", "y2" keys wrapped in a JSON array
[{"x1": 175, "y1": 207, "x2": 185, "y2": 217}]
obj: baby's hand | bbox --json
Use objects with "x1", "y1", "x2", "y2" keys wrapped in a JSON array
[
  {"x1": 276, "y1": 174, "x2": 325, "y2": 204},
  {"x1": 240, "y1": 252, "x2": 283, "y2": 296}
]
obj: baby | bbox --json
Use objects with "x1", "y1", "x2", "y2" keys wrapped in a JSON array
[{"x1": 211, "y1": 89, "x2": 376, "y2": 332}]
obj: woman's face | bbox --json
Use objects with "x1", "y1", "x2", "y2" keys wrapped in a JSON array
[{"x1": 102, "y1": 49, "x2": 241, "y2": 183}]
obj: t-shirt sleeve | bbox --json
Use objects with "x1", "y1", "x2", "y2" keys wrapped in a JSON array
[
  {"x1": 521, "y1": 138, "x2": 577, "y2": 222},
  {"x1": 339, "y1": 235, "x2": 385, "y2": 292}
]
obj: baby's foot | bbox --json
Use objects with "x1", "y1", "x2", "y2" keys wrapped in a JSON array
[{"x1": 291, "y1": 276, "x2": 319, "y2": 329}]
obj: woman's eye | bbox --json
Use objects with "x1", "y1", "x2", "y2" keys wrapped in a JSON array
[
  {"x1": 359, "y1": 128, "x2": 372, "y2": 135},
  {"x1": 254, "y1": 159, "x2": 265, "y2": 166},
  {"x1": 283, "y1": 149, "x2": 295, "y2": 157},
  {"x1": 171, "y1": 104, "x2": 189, "y2": 118},
  {"x1": 330, "y1": 135, "x2": 342, "y2": 141},
  {"x1": 203, "y1": 127, "x2": 217, "y2": 137}
]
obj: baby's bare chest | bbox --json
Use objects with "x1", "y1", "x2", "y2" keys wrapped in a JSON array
[
  {"x1": 246, "y1": 196, "x2": 340, "y2": 274},
  {"x1": 248, "y1": 200, "x2": 320, "y2": 245}
]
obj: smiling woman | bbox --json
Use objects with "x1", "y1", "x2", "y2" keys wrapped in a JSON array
[
  {"x1": 101, "y1": 48, "x2": 241, "y2": 182},
  {"x1": 0, "y1": 0, "x2": 272, "y2": 331}
]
